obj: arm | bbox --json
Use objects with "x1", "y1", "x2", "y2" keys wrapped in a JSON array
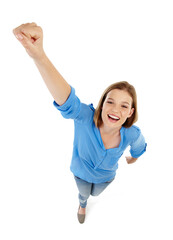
[
  {"x1": 126, "y1": 127, "x2": 147, "y2": 164},
  {"x1": 125, "y1": 156, "x2": 138, "y2": 164},
  {"x1": 13, "y1": 23, "x2": 71, "y2": 105}
]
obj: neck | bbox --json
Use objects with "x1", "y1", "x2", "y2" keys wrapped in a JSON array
[{"x1": 99, "y1": 124, "x2": 122, "y2": 136}]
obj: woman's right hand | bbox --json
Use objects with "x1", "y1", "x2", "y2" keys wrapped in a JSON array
[
  {"x1": 13, "y1": 22, "x2": 45, "y2": 60},
  {"x1": 13, "y1": 22, "x2": 71, "y2": 105}
]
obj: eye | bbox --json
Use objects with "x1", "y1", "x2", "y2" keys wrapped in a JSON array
[
  {"x1": 107, "y1": 101, "x2": 113, "y2": 104},
  {"x1": 122, "y1": 105, "x2": 128, "y2": 108}
]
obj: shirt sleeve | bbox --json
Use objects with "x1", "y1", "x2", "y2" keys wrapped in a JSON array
[
  {"x1": 53, "y1": 86, "x2": 94, "y2": 123},
  {"x1": 53, "y1": 86, "x2": 81, "y2": 119},
  {"x1": 130, "y1": 130, "x2": 147, "y2": 158}
]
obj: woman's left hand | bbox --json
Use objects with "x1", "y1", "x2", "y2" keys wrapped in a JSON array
[{"x1": 125, "y1": 156, "x2": 138, "y2": 164}]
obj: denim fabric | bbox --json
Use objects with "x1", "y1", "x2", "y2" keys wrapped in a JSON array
[{"x1": 74, "y1": 175, "x2": 114, "y2": 208}]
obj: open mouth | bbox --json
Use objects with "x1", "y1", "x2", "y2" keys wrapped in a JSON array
[{"x1": 108, "y1": 114, "x2": 120, "y2": 123}]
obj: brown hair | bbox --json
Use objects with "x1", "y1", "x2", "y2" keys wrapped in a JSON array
[{"x1": 93, "y1": 81, "x2": 138, "y2": 128}]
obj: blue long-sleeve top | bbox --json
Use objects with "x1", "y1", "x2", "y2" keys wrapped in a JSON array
[{"x1": 53, "y1": 87, "x2": 147, "y2": 183}]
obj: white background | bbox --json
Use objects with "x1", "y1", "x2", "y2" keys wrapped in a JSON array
[{"x1": 0, "y1": 0, "x2": 173, "y2": 239}]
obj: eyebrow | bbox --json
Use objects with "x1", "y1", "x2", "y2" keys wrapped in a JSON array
[
  {"x1": 107, "y1": 98, "x2": 130, "y2": 105},
  {"x1": 122, "y1": 101, "x2": 130, "y2": 105}
]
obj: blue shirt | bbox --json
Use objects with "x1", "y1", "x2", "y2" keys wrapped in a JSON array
[{"x1": 53, "y1": 87, "x2": 147, "y2": 183}]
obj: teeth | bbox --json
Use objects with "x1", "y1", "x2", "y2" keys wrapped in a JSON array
[{"x1": 108, "y1": 114, "x2": 120, "y2": 120}]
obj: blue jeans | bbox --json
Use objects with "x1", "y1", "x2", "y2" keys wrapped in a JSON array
[{"x1": 74, "y1": 176, "x2": 114, "y2": 208}]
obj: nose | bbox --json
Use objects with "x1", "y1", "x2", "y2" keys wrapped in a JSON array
[{"x1": 112, "y1": 104, "x2": 120, "y2": 114}]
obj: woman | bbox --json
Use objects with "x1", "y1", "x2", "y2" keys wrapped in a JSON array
[{"x1": 13, "y1": 23, "x2": 147, "y2": 224}]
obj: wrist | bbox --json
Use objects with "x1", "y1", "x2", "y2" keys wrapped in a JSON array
[{"x1": 33, "y1": 51, "x2": 48, "y2": 65}]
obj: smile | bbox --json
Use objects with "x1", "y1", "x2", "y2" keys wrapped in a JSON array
[{"x1": 108, "y1": 114, "x2": 120, "y2": 122}]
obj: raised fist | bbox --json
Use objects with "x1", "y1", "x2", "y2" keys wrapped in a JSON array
[{"x1": 13, "y1": 22, "x2": 45, "y2": 60}]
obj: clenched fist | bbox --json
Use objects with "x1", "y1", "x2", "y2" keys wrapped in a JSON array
[{"x1": 13, "y1": 22, "x2": 45, "y2": 60}]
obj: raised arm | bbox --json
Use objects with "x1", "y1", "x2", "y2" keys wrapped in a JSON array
[{"x1": 13, "y1": 23, "x2": 71, "y2": 105}]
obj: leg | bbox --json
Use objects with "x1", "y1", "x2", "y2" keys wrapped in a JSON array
[
  {"x1": 91, "y1": 178, "x2": 115, "y2": 196},
  {"x1": 74, "y1": 176, "x2": 92, "y2": 208}
]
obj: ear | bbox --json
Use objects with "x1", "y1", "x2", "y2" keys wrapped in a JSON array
[{"x1": 127, "y1": 108, "x2": 134, "y2": 118}]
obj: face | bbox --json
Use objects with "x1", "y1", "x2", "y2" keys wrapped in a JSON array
[{"x1": 101, "y1": 89, "x2": 134, "y2": 130}]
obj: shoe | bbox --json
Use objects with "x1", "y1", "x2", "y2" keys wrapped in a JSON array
[{"x1": 77, "y1": 206, "x2": 86, "y2": 224}]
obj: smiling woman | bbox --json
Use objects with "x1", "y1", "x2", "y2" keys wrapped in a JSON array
[
  {"x1": 13, "y1": 23, "x2": 147, "y2": 224},
  {"x1": 102, "y1": 88, "x2": 134, "y2": 128},
  {"x1": 94, "y1": 81, "x2": 138, "y2": 128}
]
